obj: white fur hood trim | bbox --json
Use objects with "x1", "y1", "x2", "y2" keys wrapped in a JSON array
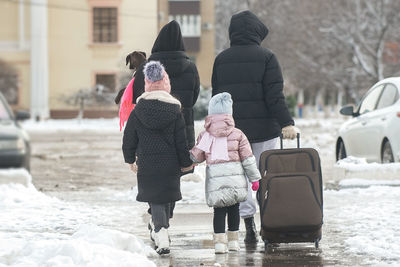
[{"x1": 137, "y1": 91, "x2": 181, "y2": 107}]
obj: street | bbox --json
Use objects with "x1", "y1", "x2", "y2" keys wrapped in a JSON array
[{"x1": 1, "y1": 118, "x2": 399, "y2": 266}]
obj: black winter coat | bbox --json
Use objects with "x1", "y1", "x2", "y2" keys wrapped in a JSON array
[
  {"x1": 132, "y1": 21, "x2": 200, "y2": 149},
  {"x1": 212, "y1": 11, "x2": 294, "y2": 143},
  {"x1": 122, "y1": 91, "x2": 192, "y2": 203}
]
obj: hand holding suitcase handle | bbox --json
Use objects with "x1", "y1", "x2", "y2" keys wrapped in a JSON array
[{"x1": 280, "y1": 132, "x2": 300, "y2": 149}]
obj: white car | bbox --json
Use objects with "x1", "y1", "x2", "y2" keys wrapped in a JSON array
[{"x1": 336, "y1": 77, "x2": 400, "y2": 163}]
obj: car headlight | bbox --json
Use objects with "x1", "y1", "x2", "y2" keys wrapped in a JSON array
[
  {"x1": 0, "y1": 138, "x2": 25, "y2": 151},
  {"x1": 16, "y1": 138, "x2": 25, "y2": 151}
]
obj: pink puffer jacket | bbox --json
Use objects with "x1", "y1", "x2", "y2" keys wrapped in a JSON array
[{"x1": 191, "y1": 114, "x2": 261, "y2": 208}]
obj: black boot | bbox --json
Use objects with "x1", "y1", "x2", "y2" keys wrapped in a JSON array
[{"x1": 244, "y1": 217, "x2": 258, "y2": 244}]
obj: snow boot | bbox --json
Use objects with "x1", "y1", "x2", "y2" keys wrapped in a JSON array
[
  {"x1": 244, "y1": 217, "x2": 258, "y2": 244},
  {"x1": 154, "y1": 228, "x2": 170, "y2": 255},
  {"x1": 227, "y1": 231, "x2": 240, "y2": 251},
  {"x1": 214, "y1": 233, "x2": 228, "y2": 254},
  {"x1": 148, "y1": 219, "x2": 155, "y2": 242}
]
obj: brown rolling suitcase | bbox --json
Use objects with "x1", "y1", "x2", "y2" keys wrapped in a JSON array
[{"x1": 257, "y1": 133, "x2": 323, "y2": 250}]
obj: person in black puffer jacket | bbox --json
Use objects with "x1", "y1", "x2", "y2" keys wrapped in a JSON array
[
  {"x1": 123, "y1": 61, "x2": 194, "y2": 255},
  {"x1": 132, "y1": 20, "x2": 200, "y2": 149},
  {"x1": 211, "y1": 10, "x2": 299, "y2": 244}
]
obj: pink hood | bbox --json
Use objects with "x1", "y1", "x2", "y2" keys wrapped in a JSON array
[
  {"x1": 204, "y1": 114, "x2": 235, "y2": 137},
  {"x1": 191, "y1": 114, "x2": 253, "y2": 165}
]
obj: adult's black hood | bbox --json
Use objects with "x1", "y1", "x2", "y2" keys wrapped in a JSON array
[
  {"x1": 151, "y1": 20, "x2": 185, "y2": 53},
  {"x1": 229, "y1": 10, "x2": 269, "y2": 46},
  {"x1": 149, "y1": 51, "x2": 191, "y2": 76}
]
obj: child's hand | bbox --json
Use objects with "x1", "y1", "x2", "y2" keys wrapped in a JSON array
[
  {"x1": 130, "y1": 163, "x2": 138, "y2": 173},
  {"x1": 251, "y1": 181, "x2": 259, "y2": 191}
]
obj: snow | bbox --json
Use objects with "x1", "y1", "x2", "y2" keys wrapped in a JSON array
[
  {"x1": 339, "y1": 178, "x2": 400, "y2": 188},
  {"x1": 173, "y1": 140, "x2": 400, "y2": 265},
  {"x1": 108, "y1": 164, "x2": 208, "y2": 205},
  {"x1": 0, "y1": 171, "x2": 156, "y2": 267},
  {"x1": 325, "y1": 184, "x2": 400, "y2": 265},
  {"x1": 0, "y1": 168, "x2": 32, "y2": 186},
  {"x1": 6, "y1": 117, "x2": 400, "y2": 265},
  {"x1": 295, "y1": 117, "x2": 346, "y2": 128},
  {"x1": 181, "y1": 164, "x2": 206, "y2": 204},
  {"x1": 336, "y1": 156, "x2": 400, "y2": 173},
  {"x1": 22, "y1": 118, "x2": 120, "y2": 133},
  {"x1": 0, "y1": 225, "x2": 156, "y2": 267}
]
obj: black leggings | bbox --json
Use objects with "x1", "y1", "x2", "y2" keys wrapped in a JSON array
[{"x1": 213, "y1": 203, "x2": 240, "y2": 233}]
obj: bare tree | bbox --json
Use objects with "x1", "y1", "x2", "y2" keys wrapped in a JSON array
[
  {"x1": 321, "y1": 0, "x2": 400, "y2": 82},
  {"x1": 214, "y1": 0, "x2": 251, "y2": 53},
  {"x1": 216, "y1": 0, "x2": 400, "y2": 106},
  {"x1": 63, "y1": 85, "x2": 115, "y2": 120}
]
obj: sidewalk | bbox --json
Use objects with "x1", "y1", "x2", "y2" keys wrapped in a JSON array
[{"x1": 133, "y1": 204, "x2": 337, "y2": 267}]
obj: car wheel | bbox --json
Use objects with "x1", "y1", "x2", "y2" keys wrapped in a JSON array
[
  {"x1": 382, "y1": 140, "x2": 394, "y2": 163},
  {"x1": 337, "y1": 140, "x2": 347, "y2": 161}
]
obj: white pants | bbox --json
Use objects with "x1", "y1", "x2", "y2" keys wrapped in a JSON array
[{"x1": 239, "y1": 137, "x2": 278, "y2": 219}]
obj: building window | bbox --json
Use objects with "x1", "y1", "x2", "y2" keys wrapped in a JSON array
[
  {"x1": 95, "y1": 73, "x2": 116, "y2": 91},
  {"x1": 169, "y1": 15, "x2": 201, "y2": 37},
  {"x1": 93, "y1": 7, "x2": 118, "y2": 43}
]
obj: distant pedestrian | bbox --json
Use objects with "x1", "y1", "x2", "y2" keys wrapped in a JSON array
[
  {"x1": 190, "y1": 92, "x2": 261, "y2": 254},
  {"x1": 122, "y1": 61, "x2": 195, "y2": 255},
  {"x1": 211, "y1": 10, "x2": 299, "y2": 244}
]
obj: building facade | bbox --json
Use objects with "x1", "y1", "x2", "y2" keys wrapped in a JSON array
[
  {"x1": 158, "y1": 0, "x2": 215, "y2": 88},
  {"x1": 0, "y1": 0, "x2": 157, "y2": 119}
]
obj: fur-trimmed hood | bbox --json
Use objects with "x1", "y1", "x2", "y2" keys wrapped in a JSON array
[{"x1": 135, "y1": 91, "x2": 182, "y2": 130}]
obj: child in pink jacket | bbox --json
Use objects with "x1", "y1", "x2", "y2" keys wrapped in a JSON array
[{"x1": 190, "y1": 92, "x2": 261, "y2": 254}]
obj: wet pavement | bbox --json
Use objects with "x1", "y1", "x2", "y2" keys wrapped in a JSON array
[{"x1": 134, "y1": 204, "x2": 341, "y2": 267}]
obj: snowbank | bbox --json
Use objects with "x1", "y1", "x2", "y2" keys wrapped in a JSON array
[
  {"x1": 109, "y1": 187, "x2": 138, "y2": 202},
  {"x1": 0, "y1": 174, "x2": 156, "y2": 266},
  {"x1": 181, "y1": 164, "x2": 206, "y2": 204},
  {"x1": 295, "y1": 117, "x2": 345, "y2": 128},
  {"x1": 22, "y1": 118, "x2": 120, "y2": 133},
  {"x1": 110, "y1": 181, "x2": 206, "y2": 205},
  {"x1": 109, "y1": 164, "x2": 207, "y2": 205},
  {"x1": 339, "y1": 178, "x2": 400, "y2": 188},
  {"x1": 0, "y1": 168, "x2": 32, "y2": 186},
  {"x1": 335, "y1": 156, "x2": 400, "y2": 173},
  {"x1": 0, "y1": 225, "x2": 156, "y2": 267}
]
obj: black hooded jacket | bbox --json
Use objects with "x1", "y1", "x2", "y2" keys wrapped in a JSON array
[
  {"x1": 122, "y1": 93, "x2": 192, "y2": 203},
  {"x1": 212, "y1": 11, "x2": 294, "y2": 143},
  {"x1": 132, "y1": 21, "x2": 200, "y2": 149}
]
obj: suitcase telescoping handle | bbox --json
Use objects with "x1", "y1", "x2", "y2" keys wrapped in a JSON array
[{"x1": 280, "y1": 132, "x2": 300, "y2": 149}]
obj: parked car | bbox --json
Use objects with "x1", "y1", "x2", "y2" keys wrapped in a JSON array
[
  {"x1": 336, "y1": 77, "x2": 400, "y2": 163},
  {"x1": 0, "y1": 92, "x2": 31, "y2": 170}
]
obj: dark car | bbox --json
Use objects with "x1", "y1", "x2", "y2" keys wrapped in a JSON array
[{"x1": 0, "y1": 92, "x2": 31, "y2": 171}]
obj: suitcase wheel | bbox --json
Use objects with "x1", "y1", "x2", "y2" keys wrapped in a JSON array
[
  {"x1": 314, "y1": 240, "x2": 319, "y2": 249},
  {"x1": 264, "y1": 240, "x2": 269, "y2": 254}
]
